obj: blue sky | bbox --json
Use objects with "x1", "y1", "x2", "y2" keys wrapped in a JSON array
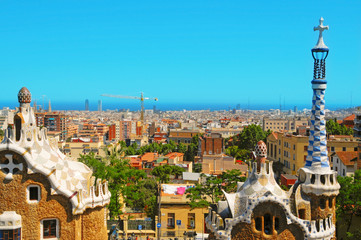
[{"x1": 0, "y1": 1, "x2": 360, "y2": 110}]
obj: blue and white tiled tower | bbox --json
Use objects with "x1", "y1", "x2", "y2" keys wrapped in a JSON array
[
  {"x1": 204, "y1": 18, "x2": 340, "y2": 240},
  {"x1": 298, "y1": 18, "x2": 340, "y2": 195},
  {"x1": 305, "y1": 17, "x2": 330, "y2": 171},
  {"x1": 297, "y1": 18, "x2": 340, "y2": 239}
]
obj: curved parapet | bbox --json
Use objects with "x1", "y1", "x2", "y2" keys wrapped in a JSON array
[{"x1": 298, "y1": 167, "x2": 340, "y2": 196}]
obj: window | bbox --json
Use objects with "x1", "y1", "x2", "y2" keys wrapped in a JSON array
[
  {"x1": 264, "y1": 214, "x2": 272, "y2": 235},
  {"x1": 41, "y1": 219, "x2": 58, "y2": 239},
  {"x1": 293, "y1": 154, "x2": 295, "y2": 160},
  {"x1": 188, "y1": 213, "x2": 195, "y2": 229},
  {"x1": 354, "y1": 147, "x2": 358, "y2": 152},
  {"x1": 343, "y1": 169, "x2": 345, "y2": 176},
  {"x1": 255, "y1": 217, "x2": 262, "y2": 231},
  {"x1": 293, "y1": 145, "x2": 295, "y2": 150},
  {"x1": 167, "y1": 231, "x2": 175, "y2": 237},
  {"x1": 0, "y1": 229, "x2": 21, "y2": 240},
  {"x1": 14, "y1": 115, "x2": 22, "y2": 141},
  {"x1": 328, "y1": 197, "x2": 333, "y2": 208},
  {"x1": 298, "y1": 209, "x2": 306, "y2": 220},
  {"x1": 274, "y1": 146, "x2": 277, "y2": 158},
  {"x1": 331, "y1": 147, "x2": 335, "y2": 152},
  {"x1": 274, "y1": 217, "x2": 280, "y2": 231},
  {"x1": 167, "y1": 213, "x2": 175, "y2": 228},
  {"x1": 27, "y1": 185, "x2": 41, "y2": 203},
  {"x1": 342, "y1": 147, "x2": 346, "y2": 152},
  {"x1": 320, "y1": 198, "x2": 326, "y2": 209}
]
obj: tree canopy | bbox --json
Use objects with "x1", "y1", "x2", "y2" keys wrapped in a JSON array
[
  {"x1": 79, "y1": 150, "x2": 158, "y2": 218},
  {"x1": 225, "y1": 124, "x2": 271, "y2": 160},
  {"x1": 336, "y1": 170, "x2": 361, "y2": 238},
  {"x1": 150, "y1": 165, "x2": 185, "y2": 183},
  {"x1": 186, "y1": 169, "x2": 246, "y2": 209},
  {"x1": 326, "y1": 119, "x2": 353, "y2": 135}
]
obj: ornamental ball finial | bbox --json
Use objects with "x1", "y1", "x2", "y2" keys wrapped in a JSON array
[
  {"x1": 255, "y1": 140, "x2": 267, "y2": 158},
  {"x1": 18, "y1": 87, "x2": 31, "y2": 104}
]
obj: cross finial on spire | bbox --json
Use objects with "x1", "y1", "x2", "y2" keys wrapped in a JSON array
[{"x1": 313, "y1": 17, "x2": 329, "y2": 50}]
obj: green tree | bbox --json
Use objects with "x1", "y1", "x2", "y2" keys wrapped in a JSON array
[
  {"x1": 220, "y1": 169, "x2": 246, "y2": 193},
  {"x1": 186, "y1": 174, "x2": 222, "y2": 209},
  {"x1": 336, "y1": 170, "x2": 361, "y2": 238},
  {"x1": 184, "y1": 135, "x2": 200, "y2": 162},
  {"x1": 79, "y1": 148, "x2": 155, "y2": 219},
  {"x1": 224, "y1": 146, "x2": 251, "y2": 161},
  {"x1": 151, "y1": 165, "x2": 185, "y2": 183},
  {"x1": 186, "y1": 170, "x2": 246, "y2": 209},
  {"x1": 176, "y1": 142, "x2": 187, "y2": 153},
  {"x1": 237, "y1": 124, "x2": 270, "y2": 150},
  {"x1": 326, "y1": 119, "x2": 353, "y2": 135},
  {"x1": 123, "y1": 177, "x2": 158, "y2": 216},
  {"x1": 193, "y1": 163, "x2": 202, "y2": 173}
]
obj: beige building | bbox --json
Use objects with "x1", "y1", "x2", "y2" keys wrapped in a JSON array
[
  {"x1": 58, "y1": 140, "x2": 106, "y2": 159},
  {"x1": 263, "y1": 117, "x2": 308, "y2": 132},
  {"x1": 267, "y1": 132, "x2": 359, "y2": 175},
  {"x1": 202, "y1": 154, "x2": 248, "y2": 175},
  {"x1": 159, "y1": 184, "x2": 208, "y2": 240},
  {"x1": 208, "y1": 127, "x2": 241, "y2": 139},
  {"x1": 168, "y1": 129, "x2": 203, "y2": 144}
]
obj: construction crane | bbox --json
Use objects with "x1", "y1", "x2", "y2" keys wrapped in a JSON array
[{"x1": 101, "y1": 92, "x2": 158, "y2": 133}]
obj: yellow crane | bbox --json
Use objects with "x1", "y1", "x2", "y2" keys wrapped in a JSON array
[{"x1": 101, "y1": 92, "x2": 158, "y2": 133}]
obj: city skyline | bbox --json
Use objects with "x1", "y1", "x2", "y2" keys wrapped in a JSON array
[{"x1": 0, "y1": 1, "x2": 360, "y2": 110}]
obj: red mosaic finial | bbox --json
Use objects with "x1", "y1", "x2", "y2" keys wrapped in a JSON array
[
  {"x1": 255, "y1": 140, "x2": 267, "y2": 158},
  {"x1": 18, "y1": 87, "x2": 31, "y2": 104}
]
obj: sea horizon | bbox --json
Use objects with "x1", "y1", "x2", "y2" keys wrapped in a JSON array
[{"x1": 0, "y1": 101, "x2": 355, "y2": 112}]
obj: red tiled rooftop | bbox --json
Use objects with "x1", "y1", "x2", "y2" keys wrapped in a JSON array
[
  {"x1": 335, "y1": 151, "x2": 358, "y2": 166},
  {"x1": 165, "y1": 152, "x2": 184, "y2": 159},
  {"x1": 141, "y1": 152, "x2": 159, "y2": 162},
  {"x1": 343, "y1": 114, "x2": 355, "y2": 121}
]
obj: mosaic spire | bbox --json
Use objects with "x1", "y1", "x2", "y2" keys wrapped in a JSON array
[{"x1": 305, "y1": 18, "x2": 330, "y2": 171}]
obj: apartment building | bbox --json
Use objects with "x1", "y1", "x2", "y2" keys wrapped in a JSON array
[
  {"x1": 330, "y1": 151, "x2": 358, "y2": 177},
  {"x1": 263, "y1": 117, "x2": 308, "y2": 132},
  {"x1": 208, "y1": 127, "x2": 241, "y2": 139},
  {"x1": 198, "y1": 133, "x2": 224, "y2": 157},
  {"x1": 354, "y1": 112, "x2": 361, "y2": 137},
  {"x1": 35, "y1": 112, "x2": 68, "y2": 141},
  {"x1": 159, "y1": 184, "x2": 208, "y2": 239},
  {"x1": 267, "y1": 132, "x2": 358, "y2": 175},
  {"x1": 109, "y1": 120, "x2": 133, "y2": 141},
  {"x1": 58, "y1": 140, "x2": 106, "y2": 159},
  {"x1": 168, "y1": 129, "x2": 203, "y2": 144},
  {"x1": 202, "y1": 154, "x2": 247, "y2": 175}
]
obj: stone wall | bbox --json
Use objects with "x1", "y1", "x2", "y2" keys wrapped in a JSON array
[
  {"x1": 0, "y1": 150, "x2": 108, "y2": 239},
  {"x1": 81, "y1": 207, "x2": 107, "y2": 240},
  {"x1": 308, "y1": 193, "x2": 337, "y2": 223}
]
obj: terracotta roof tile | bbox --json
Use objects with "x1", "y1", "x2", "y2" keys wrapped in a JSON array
[
  {"x1": 335, "y1": 151, "x2": 358, "y2": 166},
  {"x1": 343, "y1": 114, "x2": 356, "y2": 121}
]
